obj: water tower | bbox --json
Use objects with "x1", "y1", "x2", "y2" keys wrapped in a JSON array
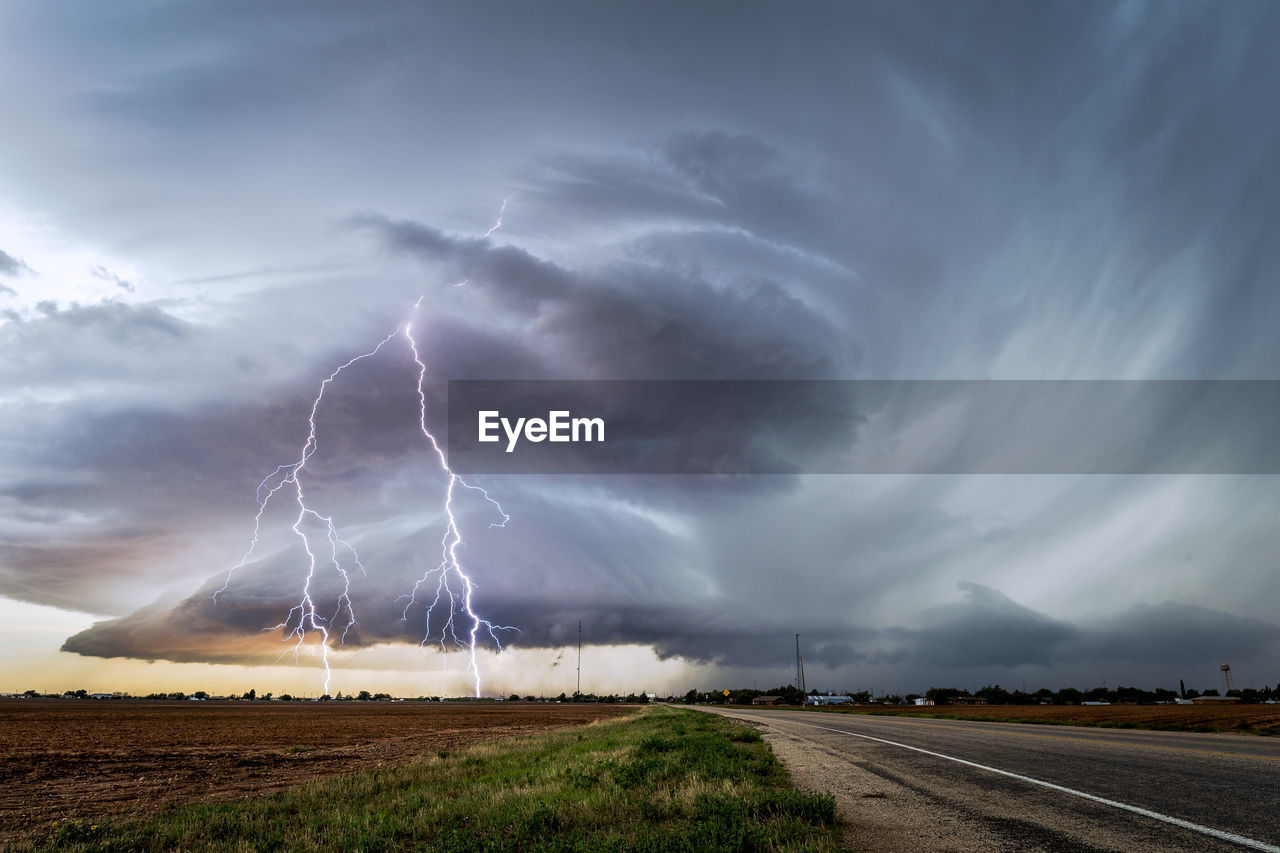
[{"x1": 1220, "y1": 664, "x2": 1235, "y2": 694}]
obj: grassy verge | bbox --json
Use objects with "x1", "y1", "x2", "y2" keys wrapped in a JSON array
[{"x1": 16, "y1": 706, "x2": 841, "y2": 853}]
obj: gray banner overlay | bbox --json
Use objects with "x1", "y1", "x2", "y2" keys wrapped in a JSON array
[{"x1": 446, "y1": 380, "x2": 1280, "y2": 475}]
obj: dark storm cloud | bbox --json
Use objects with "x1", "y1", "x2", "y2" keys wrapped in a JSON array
[
  {"x1": 61, "y1": 583, "x2": 873, "y2": 670},
  {"x1": 357, "y1": 213, "x2": 851, "y2": 379},
  {"x1": 872, "y1": 583, "x2": 1280, "y2": 674},
  {"x1": 60, "y1": 502, "x2": 876, "y2": 668},
  {"x1": 1076, "y1": 602, "x2": 1280, "y2": 667},
  {"x1": 875, "y1": 583, "x2": 1080, "y2": 668},
  {"x1": 65, "y1": 569, "x2": 1280, "y2": 679}
]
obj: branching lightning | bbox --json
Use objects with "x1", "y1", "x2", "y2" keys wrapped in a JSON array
[
  {"x1": 396, "y1": 318, "x2": 515, "y2": 697},
  {"x1": 214, "y1": 202, "x2": 513, "y2": 698}
]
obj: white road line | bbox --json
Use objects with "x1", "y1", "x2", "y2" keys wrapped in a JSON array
[{"x1": 757, "y1": 714, "x2": 1280, "y2": 853}]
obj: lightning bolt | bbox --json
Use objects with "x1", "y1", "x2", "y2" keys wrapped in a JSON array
[
  {"x1": 213, "y1": 333, "x2": 396, "y2": 696},
  {"x1": 215, "y1": 203, "x2": 513, "y2": 698},
  {"x1": 481, "y1": 197, "x2": 509, "y2": 238},
  {"x1": 398, "y1": 314, "x2": 514, "y2": 697}
]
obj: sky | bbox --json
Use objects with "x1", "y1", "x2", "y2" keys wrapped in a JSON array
[{"x1": 1, "y1": 0, "x2": 1279, "y2": 699}]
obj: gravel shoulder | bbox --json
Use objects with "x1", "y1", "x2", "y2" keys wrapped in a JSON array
[{"x1": 746, "y1": 714, "x2": 1003, "y2": 852}]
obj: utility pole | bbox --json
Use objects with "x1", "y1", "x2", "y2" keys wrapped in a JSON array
[
  {"x1": 576, "y1": 620, "x2": 582, "y2": 696},
  {"x1": 795, "y1": 634, "x2": 801, "y2": 691}
]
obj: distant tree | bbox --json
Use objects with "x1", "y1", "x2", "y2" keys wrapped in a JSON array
[
  {"x1": 1055, "y1": 687, "x2": 1082, "y2": 705},
  {"x1": 373, "y1": 693, "x2": 391, "y2": 701},
  {"x1": 22, "y1": 689, "x2": 37, "y2": 698},
  {"x1": 683, "y1": 688, "x2": 699, "y2": 704},
  {"x1": 167, "y1": 692, "x2": 187, "y2": 700},
  {"x1": 357, "y1": 690, "x2": 373, "y2": 701},
  {"x1": 925, "y1": 687, "x2": 968, "y2": 704},
  {"x1": 318, "y1": 694, "x2": 332, "y2": 701},
  {"x1": 242, "y1": 689, "x2": 256, "y2": 701},
  {"x1": 524, "y1": 695, "x2": 536, "y2": 702},
  {"x1": 262, "y1": 692, "x2": 274, "y2": 701},
  {"x1": 279, "y1": 694, "x2": 294, "y2": 702},
  {"x1": 1112, "y1": 685, "x2": 1155, "y2": 704},
  {"x1": 975, "y1": 684, "x2": 1011, "y2": 704},
  {"x1": 1201, "y1": 689, "x2": 1219, "y2": 697},
  {"x1": 508, "y1": 693, "x2": 520, "y2": 702}
]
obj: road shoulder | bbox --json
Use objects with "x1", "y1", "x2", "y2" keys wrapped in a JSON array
[{"x1": 724, "y1": 710, "x2": 1005, "y2": 853}]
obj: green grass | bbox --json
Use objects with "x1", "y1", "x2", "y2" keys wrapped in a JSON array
[{"x1": 16, "y1": 706, "x2": 842, "y2": 853}]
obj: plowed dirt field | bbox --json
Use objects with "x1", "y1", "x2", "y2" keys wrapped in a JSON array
[{"x1": 0, "y1": 700, "x2": 630, "y2": 839}]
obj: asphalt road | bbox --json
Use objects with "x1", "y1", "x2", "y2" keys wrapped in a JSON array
[{"x1": 709, "y1": 708, "x2": 1280, "y2": 852}]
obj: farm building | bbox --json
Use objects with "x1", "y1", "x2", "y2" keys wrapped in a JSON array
[
  {"x1": 808, "y1": 695, "x2": 853, "y2": 706},
  {"x1": 752, "y1": 695, "x2": 785, "y2": 706},
  {"x1": 946, "y1": 696, "x2": 989, "y2": 705},
  {"x1": 1191, "y1": 695, "x2": 1241, "y2": 704}
]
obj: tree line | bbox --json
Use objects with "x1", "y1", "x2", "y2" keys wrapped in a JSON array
[{"x1": 681, "y1": 682, "x2": 1280, "y2": 706}]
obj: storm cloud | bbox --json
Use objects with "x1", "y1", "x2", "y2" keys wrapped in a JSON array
[{"x1": 2, "y1": 1, "x2": 1279, "y2": 695}]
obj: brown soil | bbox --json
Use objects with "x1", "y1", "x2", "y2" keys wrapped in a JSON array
[
  {"x1": 807, "y1": 702, "x2": 1280, "y2": 733},
  {"x1": 0, "y1": 699, "x2": 630, "y2": 840}
]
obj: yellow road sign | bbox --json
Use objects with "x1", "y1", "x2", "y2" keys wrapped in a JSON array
[{"x1": 723, "y1": 689, "x2": 730, "y2": 696}]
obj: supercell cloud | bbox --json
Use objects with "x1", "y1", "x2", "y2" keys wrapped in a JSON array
[{"x1": 1, "y1": 1, "x2": 1278, "y2": 694}]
